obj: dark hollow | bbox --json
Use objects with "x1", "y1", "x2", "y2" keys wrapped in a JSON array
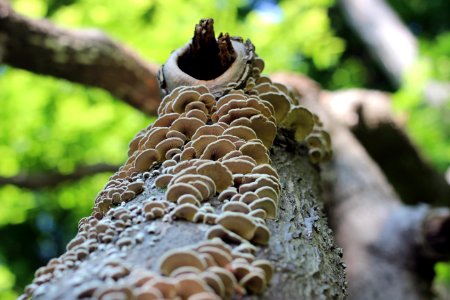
[{"x1": 177, "y1": 18, "x2": 237, "y2": 80}]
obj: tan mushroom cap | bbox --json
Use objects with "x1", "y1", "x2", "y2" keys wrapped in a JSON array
[
  {"x1": 216, "y1": 93, "x2": 247, "y2": 110},
  {"x1": 197, "y1": 161, "x2": 233, "y2": 193},
  {"x1": 171, "y1": 266, "x2": 203, "y2": 278},
  {"x1": 140, "y1": 127, "x2": 169, "y2": 150},
  {"x1": 173, "y1": 174, "x2": 217, "y2": 198},
  {"x1": 221, "y1": 150, "x2": 243, "y2": 161},
  {"x1": 191, "y1": 124, "x2": 225, "y2": 140},
  {"x1": 222, "y1": 201, "x2": 251, "y2": 214},
  {"x1": 249, "y1": 198, "x2": 277, "y2": 219},
  {"x1": 166, "y1": 182, "x2": 203, "y2": 202},
  {"x1": 251, "y1": 224, "x2": 271, "y2": 245},
  {"x1": 281, "y1": 106, "x2": 315, "y2": 142},
  {"x1": 216, "y1": 212, "x2": 257, "y2": 240},
  {"x1": 171, "y1": 90, "x2": 201, "y2": 113},
  {"x1": 142, "y1": 277, "x2": 178, "y2": 299},
  {"x1": 200, "y1": 139, "x2": 236, "y2": 161},
  {"x1": 239, "y1": 271, "x2": 266, "y2": 294},
  {"x1": 198, "y1": 93, "x2": 216, "y2": 111},
  {"x1": 186, "y1": 291, "x2": 221, "y2": 300},
  {"x1": 252, "y1": 259, "x2": 273, "y2": 282},
  {"x1": 206, "y1": 225, "x2": 247, "y2": 244},
  {"x1": 208, "y1": 266, "x2": 237, "y2": 298},
  {"x1": 171, "y1": 117, "x2": 205, "y2": 138},
  {"x1": 238, "y1": 115, "x2": 276, "y2": 148},
  {"x1": 222, "y1": 126, "x2": 257, "y2": 141},
  {"x1": 128, "y1": 133, "x2": 144, "y2": 156},
  {"x1": 185, "y1": 101, "x2": 209, "y2": 114},
  {"x1": 198, "y1": 246, "x2": 232, "y2": 268},
  {"x1": 255, "y1": 186, "x2": 279, "y2": 203},
  {"x1": 249, "y1": 208, "x2": 267, "y2": 219},
  {"x1": 192, "y1": 135, "x2": 219, "y2": 157},
  {"x1": 177, "y1": 194, "x2": 201, "y2": 207},
  {"x1": 240, "y1": 142, "x2": 270, "y2": 165},
  {"x1": 175, "y1": 274, "x2": 212, "y2": 299},
  {"x1": 172, "y1": 203, "x2": 199, "y2": 221},
  {"x1": 217, "y1": 187, "x2": 238, "y2": 202},
  {"x1": 134, "y1": 149, "x2": 160, "y2": 172},
  {"x1": 200, "y1": 272, "x2": 226, "y2": 298},
  {"x1": 155, "y1": 137, "x2": 185, "y2": 159},
  {"x1": 159, "y1": 250, "x2": 206, "y2": 276},
  {"x1": 259, "y1": 92, "x2": 291, "y2": 123},
  {"x1": 252, "y1": 164, "x2": 279, "y2": 179},
  {"x1": 166, "y1": 130, "x2": 188, "y2": 142},
  {"x1": 152, "y1": 113, "x2": 180, "y2": 128},
  {"x1": 222, "y1": 159, "x2": 255, "y2": 175},
  {"x1": 185, "y1": 109, "x2": 209, "y2": 123}
]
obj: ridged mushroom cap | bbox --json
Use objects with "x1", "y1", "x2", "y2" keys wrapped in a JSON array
[
  {"x1": 222, "y1": 201, "x2": 251, "y2": 214},
  {"x1": 134, "y1": 149, "x2": 160, "y2": 172},
  {"x1": 174, "y1": 274, "x2": 212, "y2": 299},
  {"x1": 152, "y1": 113, "x2": 180, "y2": 128},
  {"x1": 155, "y1": 137, "x2": 185, "y2": 159},
  {"x1": 166, "y1": 182, "x2": 203, "y2": 202},
  {"x1": 251, "y1": 224, "x2": 271, "y2": 245},
  {"x1": 222, "y1": 159, "x2": 255, "y2": 174},
  {"x1": 200, "y1": 139, "x2": 236, "y2": 161},
  {"x1": 172, "y1": 90, "x2": 201, "y2": 113},
  {"x1": 197, "y1": 161, "x2": 233, "y2": 192},
  {"x1": 170, "y1": 117, "x2": 205, "y2": 138},
  {"x1": 216, "y1": 212, "x2": 257, "y2": 240},
  {"x1": 281, "y1": 106, "x2": 315, "y2": 142},
  {"x1": 173, "y1": 203, "x2": 199, "y2": 221},
  {"x1": 159, "y1": 250, "x2": 206, "y2": 276},
  {"x1": 192, "y1": 135, "x2": 219, "y2": 157},
  {"x1": 248, "y1": 197, "x2": 277, "y2": 219},
  {"x1": 223, "y1": 126, "x2": 257, "y2": 141},
  {"x1": 259, "y1": 92, "x2": 291, "y2": 122},
  {"x1": 191, "y1": 124, "x2": 225, "y2": 140},
  {"x1": 239, "y1": 142, "x2": 270, "y2": 165}
]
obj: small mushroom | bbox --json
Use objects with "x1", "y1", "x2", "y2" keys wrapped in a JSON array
[
  {"x1": 197, "y1": 161, "x2": 233, "y2": 192},
  {"x1": 200, "y1": 139, "x2": 236, "y2": 161},
  {"x1": 166, "y1": 183, "x2": 203, "y2": 202},
  {"x1": 134, "y1": 149, "x2": 160, "y2": 172},
  {"x1": 159, "y1": 250, "x2": 206, "y2": 276},
  {"x1": 170, "y1": 117, "x2": 205, "y2": 138},
  {"x1": 191, "y1": 124, "x2": 225, "y2": 140},
  {"x1": 216, "y1": 212, "x2": 257, "y2": 240},
  {"x1": 248, "y1": 198, "x2": 277, "y2": 219}
]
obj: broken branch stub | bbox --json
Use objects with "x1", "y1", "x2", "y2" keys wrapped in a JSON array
[{"x1": 22, "y1": 19, "x2": 344, "y2": 300}]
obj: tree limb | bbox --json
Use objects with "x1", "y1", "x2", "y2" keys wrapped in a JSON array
[
  {"x1": 0, "y1": 163, "x2": 119, "y2": 189},
  {"x1": 0, "y1": 0, "x2": 161, "y2": 115},
  {"x1": 272, "y1": 72, "x2": 450, "y2": 299},
  {"x1": 320, "y1": 89, "x2": 450, "y2": 206}
]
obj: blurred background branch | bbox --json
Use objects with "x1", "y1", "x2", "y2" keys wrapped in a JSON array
[
  {"x1": 0, "y1": 163, "x2": 119, "y2": 189},
  {"x1": 0, "y1": 0, "x2": 160, "y2": 114}
]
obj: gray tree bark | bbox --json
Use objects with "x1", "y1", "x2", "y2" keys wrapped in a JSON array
[{"x1": 28, "y1": 138, "x2": 346, "y2": 299}]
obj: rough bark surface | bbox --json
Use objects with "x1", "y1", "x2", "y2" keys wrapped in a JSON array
[
  {"x1": 0, "y1": 1, "x2": 160, "y2": 115},
  {"x1": 272, "y1": 72, "x2": 450, "y2": 300},
  {"x1": 32, "y1": 137, "x2": 346, "y2": 299}
]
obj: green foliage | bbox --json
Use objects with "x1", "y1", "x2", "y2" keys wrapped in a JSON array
[{"x1": 1, "y1": 0, "x2": 449, "y2": 296}]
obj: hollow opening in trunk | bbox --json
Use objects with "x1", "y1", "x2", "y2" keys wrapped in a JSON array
[{"x1": 177, "y1": 18, "x2": 237, "y2": 81}]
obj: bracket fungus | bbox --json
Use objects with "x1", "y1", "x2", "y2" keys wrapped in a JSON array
[{"x1": 22, "y1": 17, "x2": 333, "y2": 300}]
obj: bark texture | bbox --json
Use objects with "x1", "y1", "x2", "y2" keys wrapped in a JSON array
[
  {"x1": 30, "y1": 138, "x2": 346, "y2": 299},
  {"x1": 272, "y1": 72, "x2": 450, "y2": 300},
  {"x1": 0, "y1": 0, "x2": 160, "y2": 115}
]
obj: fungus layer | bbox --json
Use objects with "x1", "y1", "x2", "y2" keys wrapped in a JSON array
[{"x1": 22, "y1": 18, "x2": 331, "y2": 300}]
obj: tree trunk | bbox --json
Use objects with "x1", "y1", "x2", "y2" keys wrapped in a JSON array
[{"x1": 22, "y1": 19, "x2": 346, "y2": 300}]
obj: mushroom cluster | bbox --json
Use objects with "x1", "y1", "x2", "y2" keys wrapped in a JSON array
[{"x1": 22, "y1": 22, "x2": 332, "y2": 300}]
